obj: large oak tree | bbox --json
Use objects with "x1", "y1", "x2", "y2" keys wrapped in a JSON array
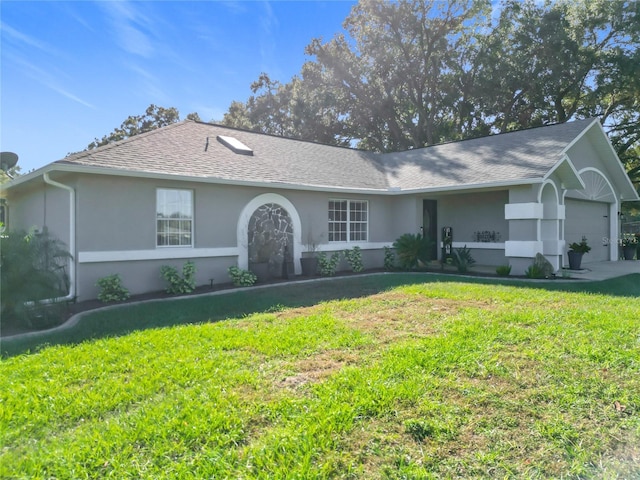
[{"x1": 223, "y1": 0, "x2": 639, "y2": 191}]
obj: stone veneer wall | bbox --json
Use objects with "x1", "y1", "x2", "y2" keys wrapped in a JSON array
[{"x1": 248, "y1": 203, "x2": 294, "y2": 278}]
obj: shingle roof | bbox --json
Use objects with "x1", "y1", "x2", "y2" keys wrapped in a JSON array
[
  {"x1": 57, "y1": 122, "x2": 389, "y2": 190},
  {"x1": 381, "y1": 118, "x2": 594, "y2": 190},
  {"x1": 56, "y1": 118, "x2": 596, "y2": 192}
]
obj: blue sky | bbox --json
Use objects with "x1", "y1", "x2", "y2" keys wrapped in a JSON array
[{"x1": 1, "y1": 1, "x2": 356, "y2": 173}]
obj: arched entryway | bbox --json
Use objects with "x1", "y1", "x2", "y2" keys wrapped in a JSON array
[
  {"x1": 539, "y1": 181, "x2": 561, "y2": 270},
  {"x1": 247, "y1": 203, "x2": 293, "y2": 278},
  {"x1": 237, "y1": 193, "x2": 302, "y2": 275}
]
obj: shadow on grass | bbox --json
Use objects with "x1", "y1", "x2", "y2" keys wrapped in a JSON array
[{"x1": 3, "y1": 272, "x2": 639, "y2": 357}]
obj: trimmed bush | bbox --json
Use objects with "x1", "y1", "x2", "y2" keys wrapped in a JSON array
[
  {"x1": 228, "y1": 266, "x2": 257, "y2": 287},
  {"x1": 343, "y1": 246, "x2": 364, "y2": 272},
  {"x1": 318, "y1": 252, "x2": 341, "y2": 276},
  {"x1": 96, "y1": 274, "x2": 130, "y2": 303},
  {"x1": 160, "y1": 261, "x2": 196, "y2": 295},
  {"x1": 383, "y1": 246, "x2": 395, "y2": 271},
  {"x1": 525, "y1": 264, "x2": 545, "y2": 279},
  {"x1": 496, "y1": 265, "x2": 512, "y2": 277}
]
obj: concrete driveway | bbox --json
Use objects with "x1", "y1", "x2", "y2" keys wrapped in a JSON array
[{"x1": 567, "y1": 260, "x2": 639, "y2": 281}]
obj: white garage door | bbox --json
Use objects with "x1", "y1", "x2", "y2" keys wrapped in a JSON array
[{"x1": 565, "y1": 199, "x2": 610, "y2": 263}]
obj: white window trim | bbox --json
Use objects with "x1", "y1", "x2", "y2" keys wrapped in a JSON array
[
  {"x1": 328, "y1": 199, "x2": 369, "y2": 243},
  {"x1": 156, "y1": 188, "x2": 194, "y2": 248}
]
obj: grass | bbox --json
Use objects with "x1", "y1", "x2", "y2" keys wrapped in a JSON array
[
  {"x1": 1, "y1": 274, "x2": 639, "y2": 478},
  {"x1": 3, "y1": 273, "x2": 640, "y2": 357}
]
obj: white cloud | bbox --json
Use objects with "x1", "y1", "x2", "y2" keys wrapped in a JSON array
[
  {"x1": 6, "y1": 53, "x2": 95, "y2": 109},
  {"x1": 0, "y1": 21, "x2": 61, "y2": 56},
  {"x1": 100, "y1": 1, "x2": 156, "y2": 58}
]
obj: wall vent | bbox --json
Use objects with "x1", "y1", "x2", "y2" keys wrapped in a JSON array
[{"x1": 217, "y1": 135, "x2": 253, "y2": 156}]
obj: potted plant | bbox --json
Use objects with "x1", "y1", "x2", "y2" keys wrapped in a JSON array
[
  {"x1": 300, "y1": 232, "x2": 320, "y2": 276},
  {"x1": 620, "y1": 233, "x2": 638, "y2": 260},
  {"x1": 567, "y1": 236, "x2": 591, "y2": 270}
]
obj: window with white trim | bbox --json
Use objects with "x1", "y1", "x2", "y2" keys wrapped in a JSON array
[
  {"x1": 156, "y1": 188, "x2": 193, "y2": 247},
  {"x1": 328, "y1": 199, "x2": 368, "y2": 242}
]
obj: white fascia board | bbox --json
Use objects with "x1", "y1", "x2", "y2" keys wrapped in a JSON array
[
  {"x1": 592, "y1": 122, "x2": 640, "y2": 201},
  {"x1": 563, "y1": 119, "x2": 638, "y2": 201},
  {"x1": 544, "y1": 154, "x2": 584, "y2": 190},
  {"x1": 8, "y1": 163, "x2": 545, "y2": 197},
  {"x1": 560, "y1": 118, "x2": 600, "y2": 155},
  {"x1": 2, "y1": 163, "x2": 59, "y2": 190},
  {"x1": 388, "y1": 178, "x2": 543, "y2": 195}
]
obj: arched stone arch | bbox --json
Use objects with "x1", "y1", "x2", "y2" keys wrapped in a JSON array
[{"x1": 237, "y1": 193, "x2": 302, "y2": 274}]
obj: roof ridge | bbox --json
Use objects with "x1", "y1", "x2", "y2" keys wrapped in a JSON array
[
  {"x1": 191, "y1": 120, "x2": 372, "y2": 153},
  {"x1": 384, "y1": 118, "x2": 598, "y2": 154}
]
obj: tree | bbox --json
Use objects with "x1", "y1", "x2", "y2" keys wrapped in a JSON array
[
  {"x1": 222, "y1": 72, "x2": 350, "y2": 146},
  {"x1": 1, "y1": 165, "x2": 21, "y2": 184},
  {"x1": 305, "y1": 0, "x2": 491, "y2": 151},
  {"x1": 87, "y1": 104, "x2": 201, "y2": 150},
  {"x1": 223, "y1": 0, "x2": 638, "y2": 180}
]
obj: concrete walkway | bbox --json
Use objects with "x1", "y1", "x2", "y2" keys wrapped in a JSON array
[
  {"x1": 468, "y1": 260, "x2": 639, "y2": 281},
  {"x1": 562, "y1": 260, "x2": 639, "y2": 281}
]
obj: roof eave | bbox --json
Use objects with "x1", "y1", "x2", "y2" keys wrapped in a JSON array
[
  {"x1": 386, "y1": 178, "x2": 544, "y2": 195},
  {"x1": 591, "y1": 122, "x2": 639, "y2": 201},
  {"x1": 562, "y1": 119, "x2": 639, "y2": 201},
  {"x1": 5, "y1": 163, "x2": 546, "y2": 196},
  {"x1": 544, "y1": 154, "x2": 585, "y2": 190}
]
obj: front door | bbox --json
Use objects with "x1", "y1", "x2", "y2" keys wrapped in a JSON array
[{"x1": 422, "y1": 200, "x2": 438, "y2": 261}]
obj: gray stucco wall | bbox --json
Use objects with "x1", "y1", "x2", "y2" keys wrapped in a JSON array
[
  {"x1": 438, "y1": 190, "x2": 509, "y2": 244},
  {"x1": 566, "y1": 133, "x2": 611, "y2": 176},
  {"x1": 70, "y1": 174, "x2": 401, "y2": 300},
  {"x1": 7, "y1": 180, "x2": 71, "y2": 251}
]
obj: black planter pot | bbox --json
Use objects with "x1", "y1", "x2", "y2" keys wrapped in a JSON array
[
  {"x1": 622, "y1": 245, "x2": 636, "y2": 260},
  {"x1": 300, "y1": 257, "x2": 319, "y2": 276},
  {"x1": 567, "y1": 251, "x2": 584, "y2": 270},
  {"x1": 249, "y1": 262, "x2": 270, "y2": 283}
]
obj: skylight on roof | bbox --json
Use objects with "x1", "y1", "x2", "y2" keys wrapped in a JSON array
[{"x1": 217, "y1": 135, "x2": 253, "y2": 156}]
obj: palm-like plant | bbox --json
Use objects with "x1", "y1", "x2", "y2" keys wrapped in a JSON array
[
  {"x1": 1, "y1": 227, "x2": 72, "y2": 328},
  {"x1": 393, "y1": 233, "x2": 434, "y2": 270}
]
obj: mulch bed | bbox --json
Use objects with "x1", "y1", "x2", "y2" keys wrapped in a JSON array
[{"x1": 1, "y1": 267, "x2": 573, "y2": 338}]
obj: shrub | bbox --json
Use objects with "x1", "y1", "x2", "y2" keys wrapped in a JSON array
[
  {"x1": 383, "y1": 246, "x2": 395, "y2": 271},
  {"x1": 343, "y1": 246, "x2": 364, "y2": 273},
  {"x1": 96, "y1": 274, "x2": 130, "y2": 303},
  {"x1": 525, "y1": 263, "x2": 545, "y2": 279},
  {"x1": 227, "y1": 266, "x2": 257, "y2": 287},
  {"x1": 318, "y1": 252, "x2": 341, "y2": 276},
  {"x1": 496, "y1": 265, "x2": 512, "y2": 277},
  {"x1": 0, "y1": 227, "x2": 72, "y2": 329},
  {"x1": 451, "y1": 246, "x2": 476, "y2": 273},
  {"x1": 393, "y1": 233, "x2": 434, "y2": 270},
  {"x1": 160, "y1": 261, "x2": 196, "y2": 295}
]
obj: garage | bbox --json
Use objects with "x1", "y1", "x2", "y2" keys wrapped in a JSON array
[{"x1": 565, "y1": 198, "x2": 610, "y2": 263}]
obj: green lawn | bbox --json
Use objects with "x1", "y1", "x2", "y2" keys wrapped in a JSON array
[{"x1": 1, "y1": 274, "x2": 639, "y2": 478}]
